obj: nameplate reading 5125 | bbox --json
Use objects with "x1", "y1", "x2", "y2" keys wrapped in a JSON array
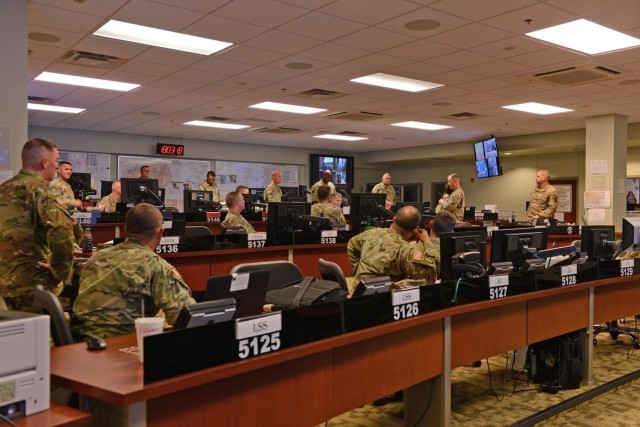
[{"x1": 236, "y1": 312, "x2": 282, "y2": 359}]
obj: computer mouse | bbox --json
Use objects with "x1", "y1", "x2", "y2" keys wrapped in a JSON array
[{"x1": 86, "y1": 337, "x2": 107, "y2": 351}]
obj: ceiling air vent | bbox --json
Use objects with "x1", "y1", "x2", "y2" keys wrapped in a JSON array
[
  {"x1": 324, "y1": 111, "x2": 383, "y2": 121},
  {"x1": 445, "y1": 112, "x2": 482, "y2": 120},
  {"x1": 251, "y1": 127, "x2": 301, "y2": 134},
  {"x1": 202, "y1": 116, "x2": 231, "y2": 122},
  {"x1": 28, "y1": 96, "x2": 55, "y2": 104},
  {"x1": 297, "y1": 88, "x2": 346, "y2": 100},
  {"x1": 59, "y1": 50, "x2": 125, "y2": 68},
  {"x1": 518, "y1": 63, "x2": 623, "y2": 86}
]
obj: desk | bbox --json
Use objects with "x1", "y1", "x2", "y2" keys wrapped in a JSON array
[
  {"x1": 14, "y1": 403, "x2": 91, "y2": 427},
  {"x1": 51, "y1": 275, "x2": 640, "y2": 426}
]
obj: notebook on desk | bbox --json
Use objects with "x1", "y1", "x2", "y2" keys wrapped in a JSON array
[{"x1": 204, "y1": 270, "x2": 270, "y2": 318}]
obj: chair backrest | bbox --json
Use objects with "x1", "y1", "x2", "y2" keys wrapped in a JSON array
[
  {"x1": 0, "y1": 297, "x2": 7, "y2": 310},
  {"x1": 231, "y1": 261, "x2": 303, "y2": 291},
  {"x1": 317, "y1": 258, "x2": 349, "y2": 293},
  {"x1": 185, "y1": 225, "x2": 213, "y2": 237},
  {"x1": 33, "y1": 285, "x2": 74, "y2": 346}
]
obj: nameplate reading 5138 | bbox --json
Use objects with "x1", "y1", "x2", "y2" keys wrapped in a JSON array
[
  {"x1": 236, "y1": 312, "x2": 282, "y2": 359},
  {"x1": 488, "y1": 274, "x2": 509, "y2": 300},
  {"x1": 391, "y1": 287, "x2": 420, "y2": 320},
  {"x1": 320, "y1": 229, "x2": 337, "y2": 244},
  {"x1": 247, "y1": 232, "x2": 267, "y2": 248}
]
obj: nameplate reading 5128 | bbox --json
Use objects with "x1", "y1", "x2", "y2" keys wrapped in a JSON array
[
  {"x1": 391, "y1": 287, "x2": 420, "y2": 320},
  {"x1": 236, "y1": 312, "x2": 282, "y2": 359},
  {"x1": 488, "y1": 274, "x2": 509, "y2": 300}
]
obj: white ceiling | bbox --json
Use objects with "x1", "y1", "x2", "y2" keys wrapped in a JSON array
[{"x1": 26, "y1": 0, "x2": 640, "y2": 153}]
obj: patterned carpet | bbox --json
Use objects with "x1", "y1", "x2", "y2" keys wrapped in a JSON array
[{"x1": 320, "y1": 318, "x2": 640, "y2": 426}]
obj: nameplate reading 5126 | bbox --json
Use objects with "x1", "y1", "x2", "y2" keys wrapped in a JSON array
[
  {"x1": 236, "y1": 312, "x2": 282, "y2": 359},
  {"x1": 155, "y1": 236, "x2": 180, "y2": 254},
  {"x1": 391, "y1": 287, "x2": 420, "y2": 320},
  {"x1": 488, "y1": 274, "x2": 509, "y2": 300},
  {"x1": 247, "y1": 232, "x2": 267, "y2": 248}
]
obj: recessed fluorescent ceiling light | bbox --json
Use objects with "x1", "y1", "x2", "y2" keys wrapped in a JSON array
[
  {"x1": 34, "y1": 71, "x2": 139, "y2": 92},
  {"x1": 314, "y1": 134, "x2": 367, "y2": 141},
  {"x1": 184, "y1": 120, "x2": 249, "y2": 129},
  {"x1": 391, "y1": 121, "x2": 452, "y2": 130},
  {"x1": 27, "y1": 103, "x2": 85, "y2": 114},
  {"x1": 249, "y1": 102, "x2": 327, "y2": 115},
  {"x1": 350, "y1": 73, "x2": 444, "y2": 92},
  {"x1": 526, "y1": 19, "x2": 640, "y2": 55},
  {"x1": 502, "y1": 102, "x2": 573, "y2": 115},
  {"x1": 94, "y1": 20, "x2": 232, "y2": 56}
]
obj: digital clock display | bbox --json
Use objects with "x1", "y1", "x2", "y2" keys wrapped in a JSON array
[{"x1": 156, "y1": 143, "x2": 185, "y2": 156}]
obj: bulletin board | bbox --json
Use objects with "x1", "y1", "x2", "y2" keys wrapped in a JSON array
[
  {"x1": 59, "y1": 151, "x2": 111, "y2": 197},
  {"x1": 214, "y1": 161, "x2": 300, "y2": 195}
]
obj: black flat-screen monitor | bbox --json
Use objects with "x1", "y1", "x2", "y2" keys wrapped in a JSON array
[
  {"x1": 581, "y1": 225, "x2": 616, "y2": 260},
  {"x1": 266, "y1": 201, "x2": 311, "y2": 234},
  {"x1": 69, "y1": 172, "x2": 95, "y2": 198},
  {"x1": 622, "y1": 217, "x2": 640, "y2": 252},
  {"x1": 440, "y1": 230, "x2": 487, "y2": 281},
  {"x1": 490, "y1": 227, "x2": 548, "y2": 271},
  {"x1": 349, "y1": 193, "x2": 390, "y2": 233},
  {"x1": 100, "y1": 180, "x2": 113, "y2": 199},
  {"x1": 120, "y1": 178, "x2": 161, "y2": 206},
  {"x1": 473, "y1": 137, "x2": 502, "y2": 178},
  {"x1": 183, "y1": 190, "x2": 214, "y2": 213},
  {"x1": 309, "y1": 154, "x2": 354, "y2": 187},
  {"x1": 173, "y1": 298, "x2": 236, "y2": 329}
]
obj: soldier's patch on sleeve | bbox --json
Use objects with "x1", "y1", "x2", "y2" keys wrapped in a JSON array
[
  {"x1": 171, "y1": 267, "x2": 183, "y2": 281},
  {"x1": 413, "y1": 249, "x2": 423, "y2": 261}
]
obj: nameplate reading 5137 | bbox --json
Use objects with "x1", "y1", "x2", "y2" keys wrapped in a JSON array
[
  {"x1": 236, "y1": 312, "x2": 282, "y2": 359},
  {"x1": 247, "y1": 232, "x2": 267, "y2": 248}
]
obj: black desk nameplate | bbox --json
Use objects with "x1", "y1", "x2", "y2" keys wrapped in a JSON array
[{"x1": 535, "y1": 262, "x2": 599, "y2": 290}]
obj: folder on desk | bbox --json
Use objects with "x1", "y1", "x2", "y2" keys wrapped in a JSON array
[{"x1": 204, "y1": 270, "x2": 270, "y2": 318}]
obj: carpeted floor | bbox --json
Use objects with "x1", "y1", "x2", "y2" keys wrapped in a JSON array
[{"x1": 319, "y1": 318, "x2": 640, "y2": 426}]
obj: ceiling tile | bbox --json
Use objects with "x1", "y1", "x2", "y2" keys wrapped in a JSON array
[
  {"x1": 319, "y1": 0, "x2": 419, "y2": 25},
  {"x1": 278, "y1": 12, "x2": 367, "y2": 41}
]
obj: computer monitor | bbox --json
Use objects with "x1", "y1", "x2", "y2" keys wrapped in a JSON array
[
  {"x1": 183, "y1": 190, "x2": 215, "y2": 213},
  {"x1": 248, "y1": 188, "x2": 265, "y2": 203},
  {"x1": 69, "y1": 172, "x2": 96, "y2": 199},
  {"x1": 120, "y1": 178, "x2": 162, "y2": 206},
  {"x1": 266, "y1": 201, "x2": 311, "y2": 234},
  {"x1": 622, "y1": 217, "x2": 640, "y2": 252},
  {"x1": 349, "y1": 193, "x2": 390, "y2": 233},
  {"x1": 490, "y1": 227, "x2": 548, "y2": 271},
  {"x1": 581, "y1": 225, "x2": 617, "y2": 261},
  {"x1": 440, "y1": 230, "x2": 487, "y2": 281},
  {"x1": 173, "y1": 298, "x2": 236, "y2": 329}
]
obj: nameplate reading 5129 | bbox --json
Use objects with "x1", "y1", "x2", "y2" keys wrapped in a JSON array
[
  {"x1": 236, "y1": 312, "x2": 282, "y2": 359},
  {"x1": 391, "y1": 287, "x2": 420, "y2": 320},
  {"x1": 621, "y1": 259, "x2": 634, "y2": 277}
]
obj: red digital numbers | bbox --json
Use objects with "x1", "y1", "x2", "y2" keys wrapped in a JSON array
[{"x1": 157, "y1": 143, "x2": 184, "y2": 156}]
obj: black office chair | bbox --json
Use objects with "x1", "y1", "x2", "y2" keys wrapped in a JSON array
[
  {"x1": 231, "y1": 261, "x2": 303, "y2": 291},
  {"x1": 33, "y1": 285, "x2": 74, "y2": 346},
  {"x1": 185, "y1": 225, "x2": 213, "y2": 237},
  {"x1": 318, "y1": 258, "x2": 349, "y2": 293}
]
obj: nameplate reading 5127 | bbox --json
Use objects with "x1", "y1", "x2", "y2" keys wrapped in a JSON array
[
  {"x1": 488, "y1": 274, "x2": 509, "y2": 300},
  {"x1": 236, "y1": 312, "x2": 282, "y2": 359}
]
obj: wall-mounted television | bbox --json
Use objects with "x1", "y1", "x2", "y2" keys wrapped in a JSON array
[
  {"x1": 473, "y1": 137, "x2": 502, "y2": 178},
  {"x1": 309, "y1": 154, "x2": 354, "y2": 188}
]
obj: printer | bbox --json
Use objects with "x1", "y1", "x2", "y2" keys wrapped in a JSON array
[{"x1": 0, "y1": 310, "x2": 49, "y2": 420}]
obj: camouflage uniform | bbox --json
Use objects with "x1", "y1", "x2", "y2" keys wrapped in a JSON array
[
  {"x1": 0, "y1": 169, "x2": 75, "y2": 311},
  {"x1": 263, "y1": 182, "x2": 282, "y2": 203},
  {"x1": 347, "y1": 227, "x2": 440, "y2": 288},
  {"x1": 198, "y1": 181, "x2": 220, "y2": 202},
  {"x1": 439, "y1": 188, "x2": 465, "y2": 222},
  {"x1": 72, "y1": 238, "x2": 195, "y2": 339},
  {"x1": 97, "y1": 193, "x2": 118, "y2": 213},
  {"x1": 527, "y1": 185, "x2": 559, "y2": 220},
  {"x1": 222, "y1": 212, "x2": 255, "y2": 233},
  {"x1": 371, "y1": 182, "x2": 397, "y2": 206},
  {"x1": 50, "y1": 177, "x2": 77, "y2": 210},
  {"x1": 311, "y1": 202, "x2": 346, "y2": 226},
  {"x1": 310, "y1": 180, "x2": 335, "y2": 203}
]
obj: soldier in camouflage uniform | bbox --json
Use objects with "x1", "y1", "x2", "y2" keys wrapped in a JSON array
[
  {"x1": 527, "y1": 169, "x2": 559, "y2": 220},
  {"x1": 198, "y1": 171, "x2": 220, "y2": 202},
  {"x1": 264, "y1": 170, "x2": 282, "y2": 202},
  {"x1": 97, "y1": 180, "x2": 121, "y2": 213},
  {"x1": 0, "y1": 138, "x2": 76, "y2": 311},
  {"x1": 311, "y1": 170, "x2": 335, "y2": 203},
  {"x1": 222, "y1": 192, "x2": 255, "y2": 233},
  {"x1": 311, "y1": 185, "x2": 346, "y2": 226},
  {"x1": 371, "y1": 172, "x2": 397, "y2": 208},
  {"x1": 438, "y1": 173, "x2": 465, "y2": 222},
  {"x1": 50, "y1": 161, "x2": 82, "y2": 210},
  {"x1": 72, "y1": 203, "x2": 194, "y2": 340},
  {"x1": 348, "y1": 206, "x2": 440, "y2": 289}
]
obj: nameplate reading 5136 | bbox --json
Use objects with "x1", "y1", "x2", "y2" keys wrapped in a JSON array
[
  {"x1": 391, "y1": 287, "x2": 420, "y2": 320},
  {"x1": 488, "y1": 274, "x2": 509, "y2": 300},
  {"x1": 236, "y1": 312, "x2": 282, "y2": 359},
  {"x1": 155, "y1": 236, "x2": 180, "y2": 254}
]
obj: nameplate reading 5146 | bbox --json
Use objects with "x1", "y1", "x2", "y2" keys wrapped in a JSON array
[{"x1": 236, "y1": 312, "x2": 282, "y2": 359}]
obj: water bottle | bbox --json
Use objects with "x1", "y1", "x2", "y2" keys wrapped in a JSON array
[{"x1": 84, "y1": 226, "x2": 93, "y2": 253}]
